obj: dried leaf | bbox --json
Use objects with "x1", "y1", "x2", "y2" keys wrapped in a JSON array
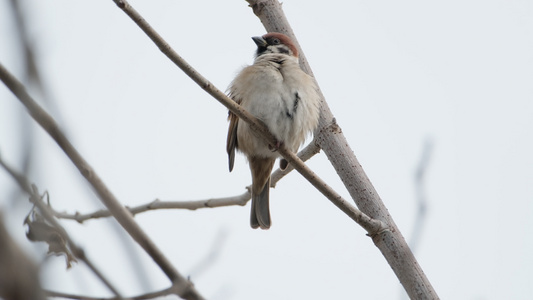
[{"x1": 24, "y1": 208, "x2": 77, "y2": 269}]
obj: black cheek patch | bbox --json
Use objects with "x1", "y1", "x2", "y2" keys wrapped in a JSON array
[
  {"x1": 277, "y1": 46, "x2": 290, "y2": 55},
  {"x1": 256, "y1": 47, "x2": 267, "y2": 57}
]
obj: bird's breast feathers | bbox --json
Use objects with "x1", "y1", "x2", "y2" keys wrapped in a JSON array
[{"x1": 229, "y1": 58, "x2": 320, "y2": 156}]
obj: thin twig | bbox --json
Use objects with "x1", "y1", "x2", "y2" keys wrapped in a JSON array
[
  {"x1": 410, "y1": 138, "x2": 433, "y2": 252},
  {"x1": 0, "y1": 154, "x2": 122, "y2": 297},
  {"x1": 45, "y1": 285, "x2": 174, "y2": 300},
  {"x1": 270, "y1": 141, "x2": 320, "y2": 187},
  {"x1": 49, "y1": 142, "x2": 319, "y2": 223},
  {"x1": 400, "y1": 138, "x2": 434, "y2": 300},
  {"x1": 110, "y1": 0, "x2": 384, "y2": 235},
  {"x1": 188, "y1": 228, "x2": 228, "y2": 279},
  {"x1": 7, "y1": 0, "x2": 36, "y2": 208},
  {"x1": 0, "y1": 157, "x2": 191, "y2": 300},
  {"x1": 53, "y1": 191, "x2": 250, "y2": 223},
  {"x1": 0, "y1": 63, "x2": 203, "y2": 300}
]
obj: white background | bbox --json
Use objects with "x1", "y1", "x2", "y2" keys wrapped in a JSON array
[{"x1": 1, "y1": 0, "x2": 532, "y2": 299}]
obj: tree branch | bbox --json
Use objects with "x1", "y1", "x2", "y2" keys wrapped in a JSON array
[
  {"x1": 270, "y1": 140, "x2": 320, "y2": 187},
  {"x1": 0, "y1": 63, "x2": 204, "y2": 300},
  {"x1": 52, "y1": 192, "x2": 250, "y2": 223},
  {"x1": 245, "y1": 0, "x2": 439, "y2": 298},
  {"x1": 45, "y1": 285, "x2": 175, "y2": 300}
]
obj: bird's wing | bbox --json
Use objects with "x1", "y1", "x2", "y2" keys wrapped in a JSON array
[
  {"x1": 226, "y1": 87, "x2": 243, "y2": 172},
  {"x1": 226, "y1": 111, "x2": 239, "y2": 172}
]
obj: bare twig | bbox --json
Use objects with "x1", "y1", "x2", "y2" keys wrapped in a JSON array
[
  {"x1": 30, "y1": 186, "x2": 123, "y2": 298},
  {"x1": 401, "y1": 138, "x2": 434, "y2": 300},
  {"x1": 0, "y1": 154, "x2": 122, "y2": 297},
  {"x1": 109, "y1": 0, "x2": 384, "y2": 235},
  {"x1": 270, "y1": 141, "x2": 320, "y2": 187},
  {"x1": 0, "y1": 151, "x2": 32, "y2": 192},
  {"x1": 9, "y1": 0, "x2": 43, "y2": 89},
  {"x1": 53, "y1": 191, "x2": 251, "y2": 223},
  {"x1": 7, "y1": 0, "x2": 66, "y2": 190},
  {"x1": 49, "y1": 142, "x2": 319, "y2": 223},
  {"x1": 45, "y1": 285, "x2": 175, "y2": 300},
  {"x1": 188, "y1": 228, "x2": 228, "y2": 279},
  {"x1": 0, "y1": 63, "x2": 203, "y2": 300},
  {"x1": 8, "y1": 0, "x2": 63, "y2": 118},
  {"x1": 410, "y1": 138, "x2": 433, "y2": 252},
  {"x1": 7, "y1": 0, "x2": 37, "y2": 207}
]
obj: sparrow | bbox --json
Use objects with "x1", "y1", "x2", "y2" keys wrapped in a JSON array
[{"x1": 226, "y1": 32, "x2": 321, "y2": 229}]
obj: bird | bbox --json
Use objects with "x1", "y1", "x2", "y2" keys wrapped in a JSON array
[{"x1": 226, "y1": 32, "x2": 321, "y2": 229}]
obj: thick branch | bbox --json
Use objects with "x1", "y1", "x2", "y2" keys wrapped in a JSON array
[
  {"x1": 245, "y1": 0, "x2": 439, "y2": 299},
  {"x1": 0, "y1": 63, "x2": 203, "y2": 300}
]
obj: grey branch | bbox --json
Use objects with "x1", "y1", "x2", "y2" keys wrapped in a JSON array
[
  {"x1": 53, "y1": 192, "x2": 250, "y2": 223},
  {"x1": 246, "y1": 0, "x2": 439, "y2": 299},
  {"x1": 0, "y1": 63, "x2": 204, "y2": 300},
  {"x1": 270, "y1": 141, "x2": 320, "y2": 187},
  {"x1": 45, "y1": 285, "x2": 175, "y2": 300}
]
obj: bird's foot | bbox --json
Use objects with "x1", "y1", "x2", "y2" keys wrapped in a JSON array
[{"x1": 268, "y1": 140, "x2": 283, "y2": 152}]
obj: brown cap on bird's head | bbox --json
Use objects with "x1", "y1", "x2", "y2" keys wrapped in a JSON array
[{"x1": 252, "y1": 32, "x2": 298, "y2": 58}]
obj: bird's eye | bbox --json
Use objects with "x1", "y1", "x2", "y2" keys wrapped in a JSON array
[{"x1": 272, "y1": 38, "x2": 281, "y2": 45}]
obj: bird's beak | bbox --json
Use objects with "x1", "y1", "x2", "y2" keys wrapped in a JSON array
[{"x1": 252, "y1": 36, "x2": 267, "y2": 47}]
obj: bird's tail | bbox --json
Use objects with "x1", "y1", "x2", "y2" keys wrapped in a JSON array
[{"x1": 249, "y1": 157, "x2": 275, "y2": 229}]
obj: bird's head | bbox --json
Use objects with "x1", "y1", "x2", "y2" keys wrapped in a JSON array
[{"x1": 252, "y1": 32, "x2": 299, "y2": 58}]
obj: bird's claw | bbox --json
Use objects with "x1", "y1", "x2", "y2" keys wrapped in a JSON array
[{"x1": 268, "y1": 141, "x2": 283, "y2": 152}]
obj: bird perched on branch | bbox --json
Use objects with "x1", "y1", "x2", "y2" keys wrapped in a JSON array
[{"x1": 226, "y1": 32, "x2": 320, "y2": 229}]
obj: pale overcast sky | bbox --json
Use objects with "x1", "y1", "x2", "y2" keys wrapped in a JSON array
[{"x1": 1, "y1": 1, "x2": 532, "y2": 299}]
